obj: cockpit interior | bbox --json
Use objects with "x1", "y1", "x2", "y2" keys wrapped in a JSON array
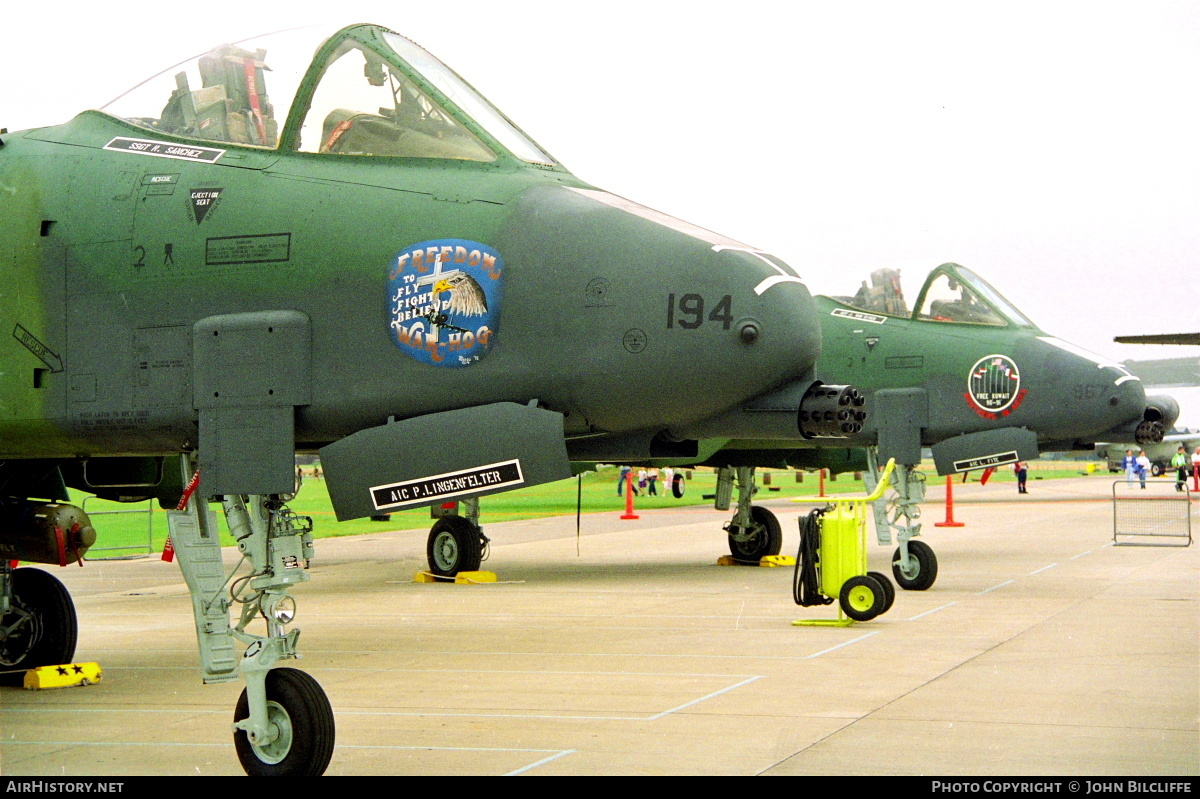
[
  {"x1": 99, "y1": 25, "x2": 556, "y2": 165},
  {"x1": 825, "y1": 263, "x2": 1035, "y2": 328}
]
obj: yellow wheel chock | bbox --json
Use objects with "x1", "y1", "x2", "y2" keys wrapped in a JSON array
[
  {"x1": 414, "y1": 570, "x2": 498, "y2": 584},
  {"x1": 716, "y1": 555, "x2": 796, "y2": 567},
  {"x1": 24, "y1": 662, "x2": 103, "y2": 690}
]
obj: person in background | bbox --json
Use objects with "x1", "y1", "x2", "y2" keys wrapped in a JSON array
[
  {"x1": 617, "y1": 465, "x2": 632, "y2": 496},
  {"x1": 1171, "y1": 445, "x2": 1188, "y2": 492},
  {"x1": 1122, "y1": 448, "x2": 1137, "y2": 487},
  {"x1": 1013, "y1": 460, "x2": 1028, "y2": 493},
  {"x1": 1136, "y1": 450, "x2": 1151, "y2": 489},
  {"x1": 647, "y1": 467, "x2": 659, "y2": 496},
  {"x1": 1192, "y1": 447, "x2": 1200, "y2": 488}
]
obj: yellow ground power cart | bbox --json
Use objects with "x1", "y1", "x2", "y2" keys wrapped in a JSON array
[{"x1": 793, "y1": 458, "x2": 897, "y2": 625}]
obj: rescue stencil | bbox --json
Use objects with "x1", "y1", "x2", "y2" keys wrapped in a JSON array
[{"x1": 388, "y1": 239, "x2": 503, "y2": 367}]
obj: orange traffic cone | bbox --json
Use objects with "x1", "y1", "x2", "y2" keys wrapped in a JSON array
[
  {"x1": 620, "y1": 472, "x2": 639, "y2": 520},
  {"x1": 935, "y1": 474, "x2": 965, "y2": 527}
]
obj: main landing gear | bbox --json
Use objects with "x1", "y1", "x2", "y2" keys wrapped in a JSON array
[
  {"x1": 168, "y1": 458, "x2": 334, "y2": 776},
  {"x1": 0, "y1": 565, "x2": 78, "y2": 686},
  {"x1": 864, "y1": 448, "x2": 938, "y2": 591},
  {"x1": 716, "y1": 466, "x2": 782, "y2": 562},
  {"x1": 425, "y1": 496, "x2": 489, "y2": 578}
]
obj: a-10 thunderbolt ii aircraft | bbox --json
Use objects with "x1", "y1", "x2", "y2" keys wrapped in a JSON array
[
  {"x1": 500, "y1": 262, "x2": 1168, "y2": 592},
  {"x1": 671, "y1": 263, "x2": 1177, "y2": 589},
  {"x1": 0, "y1": 24, "x2": 864, "y2": 775}
]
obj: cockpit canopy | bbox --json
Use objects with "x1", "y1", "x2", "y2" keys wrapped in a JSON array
[
  {"x1": 100, "y1": 24, "x2": 556, "y2": 165},
  {"x1": 826, "y1": 263, "x2": 1036, "y2": 328}
]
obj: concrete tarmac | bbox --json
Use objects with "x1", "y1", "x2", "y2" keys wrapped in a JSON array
[{"x1": 0, "y1": 476, "x2": 1196, "y2": 776}]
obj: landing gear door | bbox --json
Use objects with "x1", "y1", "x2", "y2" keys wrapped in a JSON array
[
  {"x1": 319, "y1": 402, "x2": 571, "y2": 521},
  {"x1": 930, "y1": 427, "x2": 1039, "y2": 475}
]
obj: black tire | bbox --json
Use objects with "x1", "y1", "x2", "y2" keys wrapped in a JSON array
[
  {"x1": 839, "y1": 574, "x2": 885, "y2": 622},
  {"x1": 369, "y1": 514, "x2": 392, "y2": 522},
  {"x1": 0, "y1": 568, "x2": 78, "y2": 685},
  {"x1": 1150, "y1": 463, "x2": 1164, "y2": 477},
  {"x1": 891, "y1": 539, "x2": 938, "y2": 591},
  {"x1": 671, "y1": 473, "x2": 686, "y2": 498},
  {"x1": 234, "y1": 667, "x2": 335, "y2": 776},
  {"x1": 867, "y1": 570, "x2": 896, "y2": 614},
  {"x1": 426, "y1": 516, "x2": 483, "y2": 577},
  {"x1": 727, "y1": 505, "x2": 783, "y2": 562}
]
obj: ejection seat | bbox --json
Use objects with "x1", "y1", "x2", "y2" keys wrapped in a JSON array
[{"x1": 157, "y1": 44, "x2": 278, "y2": 146}]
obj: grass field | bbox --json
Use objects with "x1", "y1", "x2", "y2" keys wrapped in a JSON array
[{"x1": 74, "y1": 461, "x2": 1105, "y2": 559}]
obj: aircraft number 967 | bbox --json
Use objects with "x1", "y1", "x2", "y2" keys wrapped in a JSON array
[
  {"x1": 1072, "y1": 384, "x2": 1109, "y2": 400},
  {"x1": 666, "y1": 293, "x2": 733, "y2": 330}
]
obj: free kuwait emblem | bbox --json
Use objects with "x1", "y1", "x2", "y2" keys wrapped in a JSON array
[{"x1": 965, "y1": 354, "x2": 1026, "y2": 418}]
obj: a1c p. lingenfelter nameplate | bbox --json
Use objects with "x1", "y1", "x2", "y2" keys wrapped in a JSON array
[{"x1": 370, "y1": 460, "x2": 524, "y2": 510}]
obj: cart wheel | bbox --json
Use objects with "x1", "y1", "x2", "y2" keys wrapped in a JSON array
[
  {"x1": 839, "y1": 574, "x2": 885, "y2": 621},
  {"x1": 891, "y1": 539, "x2": 938, "y2": 591},
  {"x1": 867, "y1": 571, "x2": 895, "y2": 614}
]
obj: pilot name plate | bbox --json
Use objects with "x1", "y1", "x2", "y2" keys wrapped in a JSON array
[
  {"x1": 104, "y1": 137, "x2": 225, "y2": 164},
  {"x1": 831, "y1": 308, "x2": 888, "y2": 324},
  {"x1": 370, "y1": 460, "x2": 524, "y2": 510},
  {"x1": 953, "y1": 451, "x2": 1019, "y2": 472}
]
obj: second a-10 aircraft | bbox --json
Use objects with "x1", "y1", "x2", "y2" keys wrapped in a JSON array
[
  {"x1": 670, "y1": 262, "x2": 1175, "y2": 590},
  {"x1": 0, "y1": 23, "x2": 869, "y2": 776},
  {"x1": 424, "y1": 262, "x2": 1175, "y2": 594}
]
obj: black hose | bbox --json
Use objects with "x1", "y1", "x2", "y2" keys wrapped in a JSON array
[{"x1": 793, "y1": 508, "x2": 833, "y2": 607}]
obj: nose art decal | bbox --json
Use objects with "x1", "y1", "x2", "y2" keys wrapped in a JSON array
[
  {"x1": 965, "y1": 354, "x2": 1027, "y2": 419},
  {"x1": 388, "y1": 239, "x2": 503, "y2": 368}
]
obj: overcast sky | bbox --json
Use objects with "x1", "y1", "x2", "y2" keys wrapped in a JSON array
[{"x1": 3, "y1": 1, "x2": 1197, "y2": 426}]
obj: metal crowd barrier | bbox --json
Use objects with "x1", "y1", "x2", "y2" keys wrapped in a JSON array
[
  {"x1": 81, "y1": 497, "x2": 156, "y2": 559},
  {"x1": 1111, "y1": 480, "x2": 1193, "y2": 547}
]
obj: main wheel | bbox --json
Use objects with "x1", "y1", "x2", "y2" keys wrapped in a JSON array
[
  {"x1": 1150, "y1": 463, "x2": 1164, "y2": 477},
  {"x1": 891, "y1": 539, "x2": 938, "y2": 591},
  {"x1": 672, "y1": 473, "x2": 686, "y2": 498},
  {"x1": 234, "y1": 667, "x2": 335, "y2": 776},
  {"x1": 426, "y1": 516, "x2": 484, "y2": 577},
  {"x1": 867, "y1": 570, "x2": 896, "y2": 614},
  {"x1": 727, "y1": 505, "x2": 783, "y2": 562},
  {"x1": 0, "y1": 568, "x2": 78, "y2": 685},
  {"x1": 839, "y1": 574, "x2": 886, "y2": 621}
]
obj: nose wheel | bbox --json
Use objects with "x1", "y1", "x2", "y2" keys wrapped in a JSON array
[
  {"x1": 892, "y1": 539, "x2": 938, "y2": 590},
  {"x1": 234, "y1": 667, "x2": 335, "y2": 776}
]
